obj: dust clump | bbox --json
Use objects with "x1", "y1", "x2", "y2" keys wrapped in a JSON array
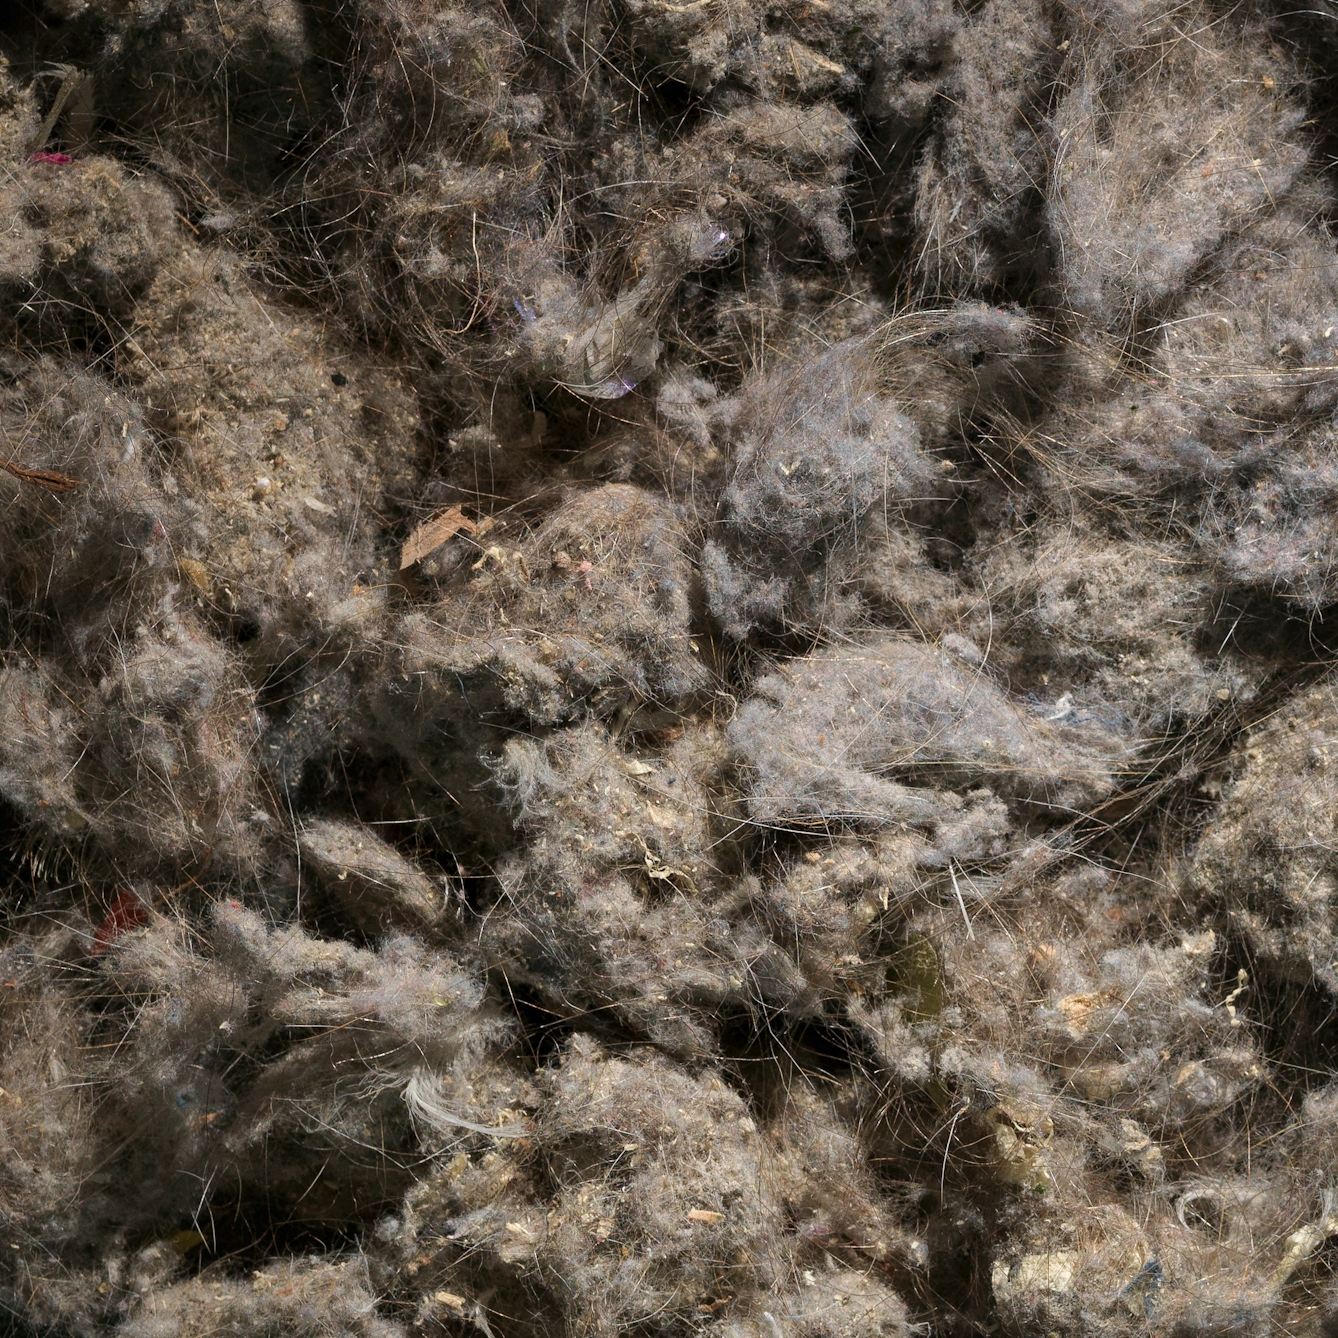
[{"x1": 0, "y1": 0, "x2": 1336, "y2": 1334}]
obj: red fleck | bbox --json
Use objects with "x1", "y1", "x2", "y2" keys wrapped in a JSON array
[
  {"x1": 90, "y1": 890, "x2": 148, "y2": 957},
  {"x1": 28, "y1": 152, "x2": 72, "y2": 166}
]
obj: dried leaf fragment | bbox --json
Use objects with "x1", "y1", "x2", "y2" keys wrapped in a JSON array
[
  {"x1": 687, "y1": 1209, "x2": 725, "y2": 1225},
  {"x1": 3, "y1": 460, "x2": 80, "y2": 493},
  {"x1": 178, "y1": 559, "x2": 211, "y2": 595},
  {"x1": 400, "y1": 505, "x2": 477, "y2": 569}
]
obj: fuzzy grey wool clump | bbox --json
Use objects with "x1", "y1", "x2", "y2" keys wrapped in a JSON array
[
  {"x1": 1193, "y1": 679, "x2": 1338, "y2": 992},
  {"x1": 730, "y1": 635, "x2": 1121, "y2": 829},
  {"x1": 5, "y1": 0, "x2": 1338, "y2": 1334},
  {"x1": 298, "y1": 818, "x2": 445, "y2": 932},
  {"x1": 703, "y1": 339, "x2": 937, "y2": 639},
  {"x1": 119, "y1": 1258, "x2": 406, "y2": 1338}
]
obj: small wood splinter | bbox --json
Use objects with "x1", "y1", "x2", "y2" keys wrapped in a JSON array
[{"x1": 25, "y1": 65, "x2": 91, "y2": 160}]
